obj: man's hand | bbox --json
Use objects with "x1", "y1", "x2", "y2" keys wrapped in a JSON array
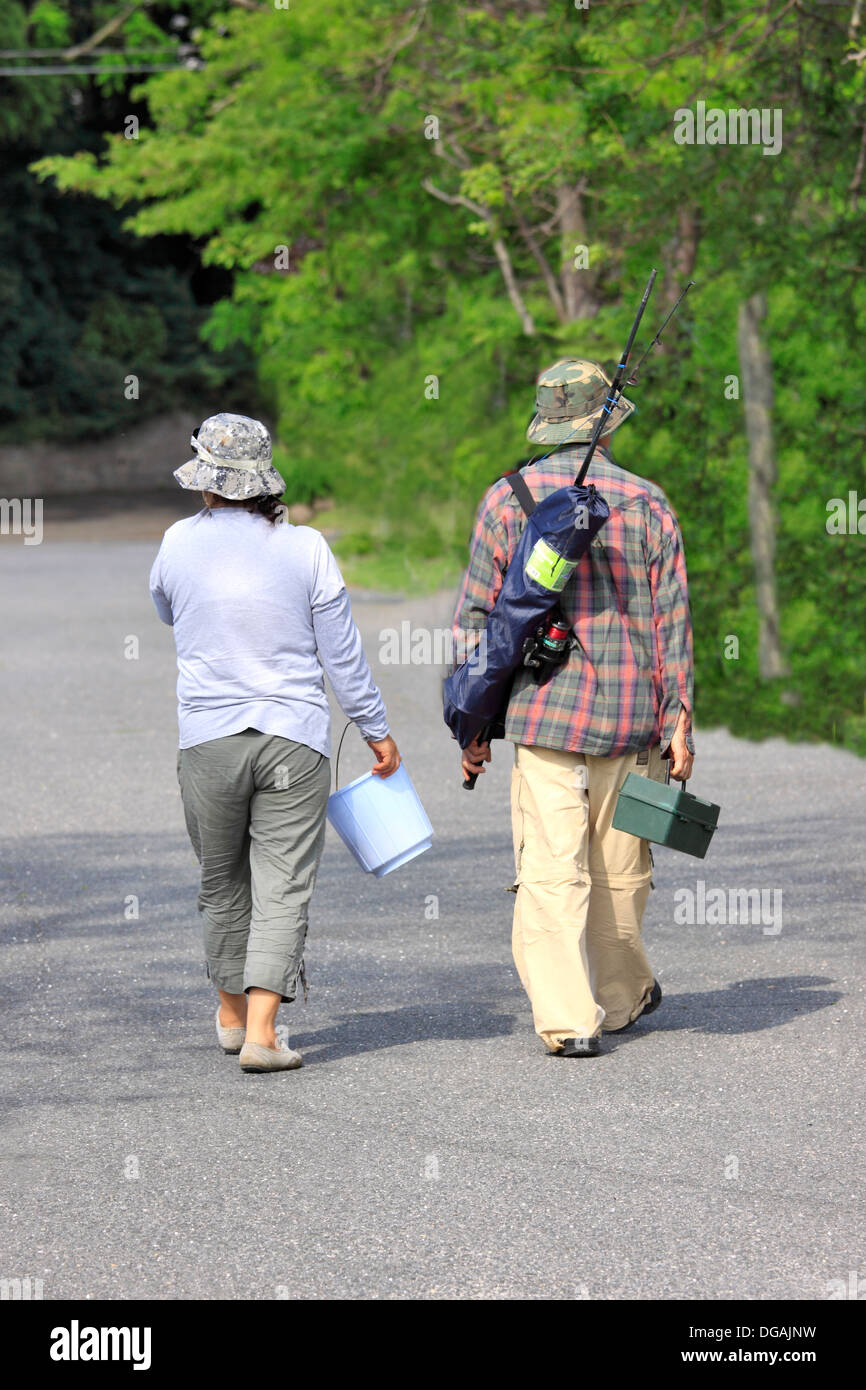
[
  {"x1": 667, "y1": 705, "x2": 694, "y2": 782},
  {"x1": 461, "y1": 736, "x2": 491, "y2": 783},
  {"x1": 367, "y1": 735, "x2": 401, "y2": 778}
]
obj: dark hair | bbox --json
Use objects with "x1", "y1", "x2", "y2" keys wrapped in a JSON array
[
  {"x1": 243, "y1": 494, "x2": 285, "y2": 525},
  {"x1": 208, "y1": 493, "x2": 285, "y2": 525}
]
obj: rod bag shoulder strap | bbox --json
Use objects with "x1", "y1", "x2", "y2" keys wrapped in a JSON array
[{"x1": 504, "y1": 470, "x2": 536, "y2": 518}]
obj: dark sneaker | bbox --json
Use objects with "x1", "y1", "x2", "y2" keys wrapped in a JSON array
[
  {"x1": 607, "y1": 979, "x2": 662, "y2": 1034},
  {"x1": 548, "y1": 1036, "x2": 601, "y2": 1058}
]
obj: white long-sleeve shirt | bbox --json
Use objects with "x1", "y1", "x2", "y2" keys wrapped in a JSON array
[{"x1": 148, "y1": 508, "x2": 389, "y2": 755}]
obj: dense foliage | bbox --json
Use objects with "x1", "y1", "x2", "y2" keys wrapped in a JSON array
[
  {"x1": 0, "y1": 1, "x2": 257, "y2": 440},
  {"x1": 18, "y1": 0, "x2": 866, "y2": 751}
]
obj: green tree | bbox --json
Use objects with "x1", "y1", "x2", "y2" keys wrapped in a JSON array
[
  {"x1": 30, "y1": 0, "x2": 866, "y2": 752},
  {"x1": 0, "y1": 0, "x2": 258, "y2": 441}
]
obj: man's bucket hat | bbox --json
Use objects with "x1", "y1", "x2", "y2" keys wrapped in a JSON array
[
  {"x1": 173, "y1": 412, "x2": 285, "y2": 499},
  {"x1": 526, "y1": 358, "x2": 636, "y2": 446}
]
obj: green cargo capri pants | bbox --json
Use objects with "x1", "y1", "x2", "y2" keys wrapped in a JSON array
[{"x1": 177, "y1": 728, "x2": 331, "y2": 1002}]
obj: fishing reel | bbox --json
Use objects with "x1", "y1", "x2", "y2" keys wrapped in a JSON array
[{"x1": 522, "y1": 612, "x2": 576, "y2": 684}]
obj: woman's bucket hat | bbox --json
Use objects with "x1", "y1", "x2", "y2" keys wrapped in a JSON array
[{"x1": 173, "y1": 413, "x2": 285, "y2": 499}]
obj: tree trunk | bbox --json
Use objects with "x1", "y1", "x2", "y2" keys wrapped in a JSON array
[
  {"x1": 737, "y1": 292, "x2": 788, "y2": 680},
  {"x1": 557, "y1": 181, "x2": 600, "y2": 321},
  {"x1": 491, "y1": 232, "x2": 536, "y2": 335},
  {"x1": 421, "y1": 177, "x2": 536, "y2": 336},
  {"x1": 663, "y1": 206, "x2": 700, "y2": 312}
]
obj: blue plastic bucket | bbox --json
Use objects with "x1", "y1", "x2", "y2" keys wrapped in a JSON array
[{"x1": 326, "y1": 763, "x2": 434, "y2": 877}]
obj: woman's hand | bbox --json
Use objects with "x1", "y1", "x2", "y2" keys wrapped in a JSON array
[{"x1": 367, "y1": 735, "x2": 401, "y2": 778}]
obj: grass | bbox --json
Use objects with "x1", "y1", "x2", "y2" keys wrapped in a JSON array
[{"x1": 304, "y1": 500, "x2": 467, "y2": 596}]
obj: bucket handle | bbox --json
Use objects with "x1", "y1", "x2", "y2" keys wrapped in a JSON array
[{"x1": 333, "y1": 719, "x2": 353, "y2": 791}]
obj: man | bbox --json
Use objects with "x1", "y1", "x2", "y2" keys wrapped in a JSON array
[{"x1": 453, "y1": 359, "x2": 695, "y2": 1057}]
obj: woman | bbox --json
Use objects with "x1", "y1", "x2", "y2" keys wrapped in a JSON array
[{"x1": 149, "y1": 412, "x2": 400, "y2": 1073}]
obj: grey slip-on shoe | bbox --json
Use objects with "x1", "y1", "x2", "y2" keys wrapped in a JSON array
[
  {"x1": 239, "y1": 1037, "x2": 303, "y2": 1073},
  {"x1": 216, "y1": 1005, "x2": 246, "y2": 1055}
]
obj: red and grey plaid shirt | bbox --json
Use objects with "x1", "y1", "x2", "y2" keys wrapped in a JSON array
[{"x1": 452, "y1": 444, "x2": 695, "y2": 757}]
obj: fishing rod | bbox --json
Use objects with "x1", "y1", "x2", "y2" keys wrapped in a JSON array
[
  {"x1": 528, "y1": 274, "x2": 695, "y2": 474},
  {"x1": 573, "y1": 266, "x2": 657, "y2": 487},
  {"x1": 627, "y1": 279, "x2": 695, "y2": 386},
  {"x1": 530, "y1": 274, "x2": 695, "y2": 675},
  {"x1": 569, "y1": 273, "x2": 695, "y2": 484},
  {"x1": 462, "y1": 273, "x2": 657, "y2": 787},
  {"x1": 460, "y1": 273, "x2": 697, "y2": 789}
]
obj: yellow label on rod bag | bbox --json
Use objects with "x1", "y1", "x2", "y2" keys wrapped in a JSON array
[{"x1": 525, "y1": 538, "x2": 577, "y2": 592}]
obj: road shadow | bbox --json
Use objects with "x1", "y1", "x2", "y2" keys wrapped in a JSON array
[
  {"x1": 291, "y1": 975, "x2": 840, "y2": 1062},
  {"x1": 290, "y1": 1000, "x2": 516, "y2": 1064},
  {"x1": 0, "y1": 833, "x2": 844, "y2": 1066},
  {"x1": 607, "y1": 975, "x2": 840, "y2": 1043}
]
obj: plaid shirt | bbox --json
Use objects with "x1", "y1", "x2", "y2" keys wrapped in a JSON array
[{"x1": 452, "y1": 444, "x2": 695, "y2": 757}]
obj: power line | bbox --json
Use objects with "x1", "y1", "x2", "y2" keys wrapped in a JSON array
[
  {"x1": 0, "y1": 64, "x2": 200, "y2": 75},
  {"x1": 0, "y1": 49, "x2": 187, "y2": 57},
  {"x1": 0, "y1": 44, "x2": 203, "y2": 75}
]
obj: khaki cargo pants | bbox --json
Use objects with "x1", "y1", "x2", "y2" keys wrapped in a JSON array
[{"x1": 510, "y1": 742, "x2": 665, "y2": 1048}]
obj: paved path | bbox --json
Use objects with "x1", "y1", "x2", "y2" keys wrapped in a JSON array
[{"x1": 1, "y1": 534, "x2": 863, "y2": 1300}]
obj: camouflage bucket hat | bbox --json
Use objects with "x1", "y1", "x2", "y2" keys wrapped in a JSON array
[
  {"x1": 526, "y1": 358, "x2": 636, "y2": 446},
  {"x1": 173, "y1": 413, "x2": 285, "y2": 500}
]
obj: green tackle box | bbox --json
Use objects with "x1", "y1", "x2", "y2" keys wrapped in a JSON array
[{"x1": 612, "y1": 772, "x2": 720, "y2": 859}]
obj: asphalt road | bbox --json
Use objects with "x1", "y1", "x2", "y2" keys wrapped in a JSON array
[{"x1": 1, "y1": 534, "x2": 863, "y2": 1301}]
